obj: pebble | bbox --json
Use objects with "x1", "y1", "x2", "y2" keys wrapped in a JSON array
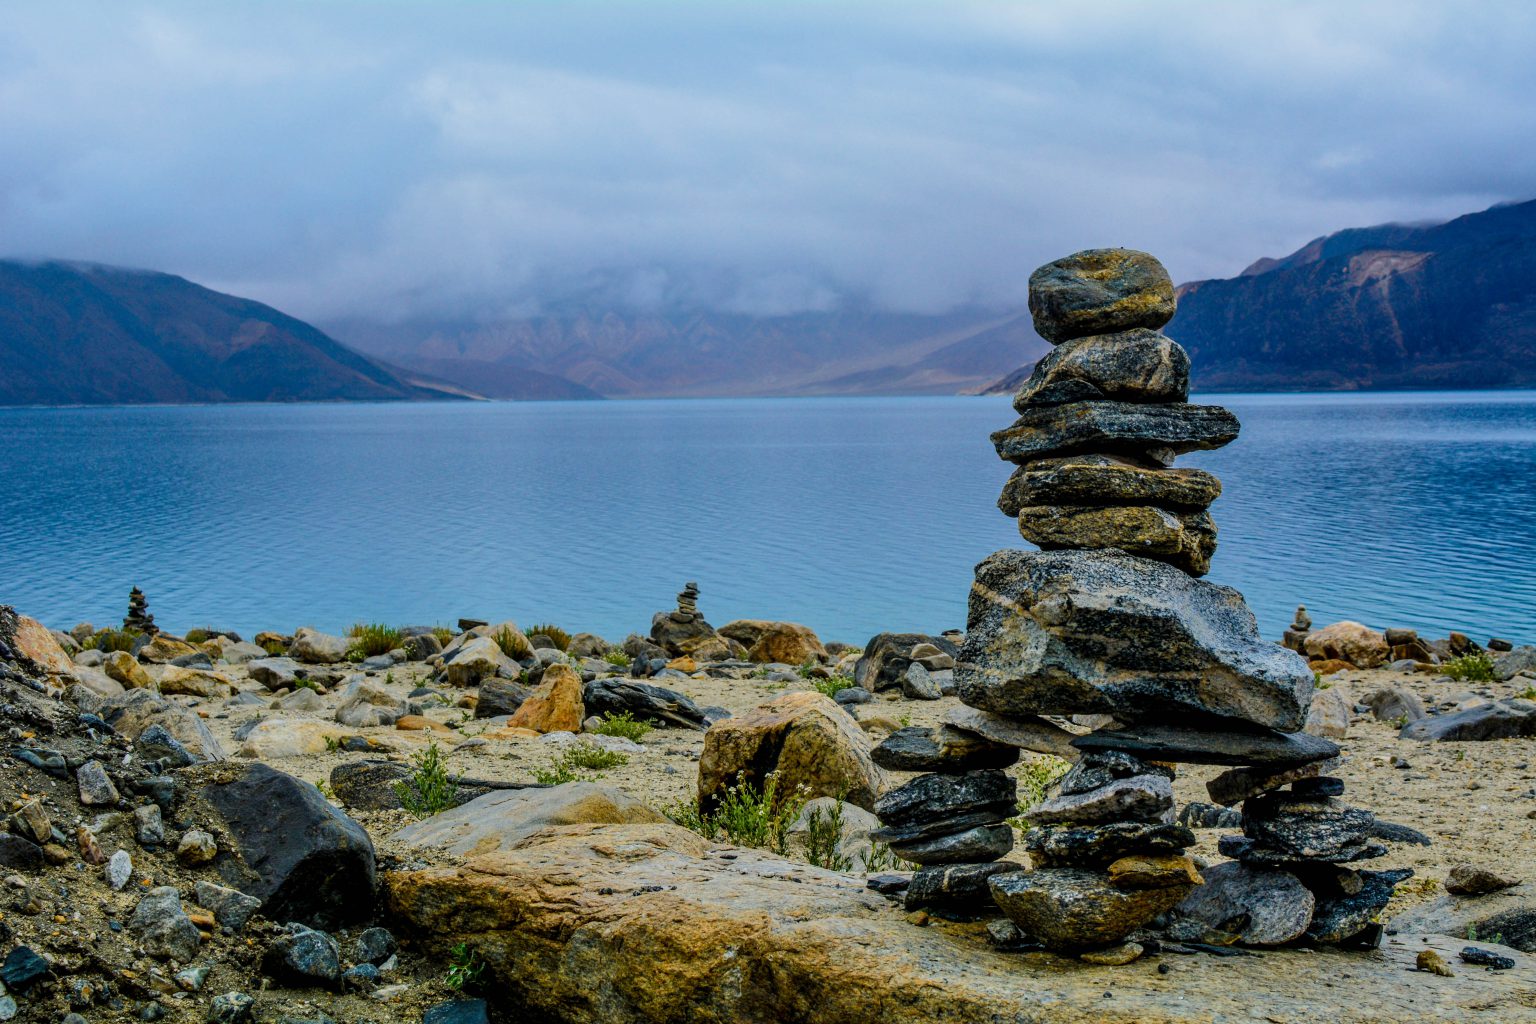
[
  {"x1": 76, "y1": 759, "x2": 121, "y2": 805},
  {"x1": 106, "y1": 849, "x2": 134, "y2": 890},
  {"x1": 207, "y1": 992, "x2": 255, "y2": 1024},
  {"x1": 176, "y1": 830, "x2": 218, "y2": 865},
  {"x1": 1460, "y1": 946, "x2": 1516, "y2": 970},
  {"x1": 1416, "y1": 949, "x2": 1454, "y2": 977},
  {"x1": 1079, "y1": 942, "x2": 1143, "y2": 966}
]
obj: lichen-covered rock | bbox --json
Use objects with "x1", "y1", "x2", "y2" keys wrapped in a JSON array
[
  {"x1": 992, "y1": 402, "x2": 1240, "y2": 464},
  {"x1": 990, "y1": 867, "x2": 1194, "y2": 951},
  {"x1": 9, "y1": 612, "x2": 77, "y2": 679},
  {"x1": 872, "y1": 770, "x2": 1016, "y2": 829},
  {"x1": 103, "y1": 650, "x2": 154, "y2": 689},
  {"x1": 998, "y1": 455, "x2": 1220, "y2": 516},
  {"x1": 721, "y1": 621, "x2": 827, "y2": 666},
  {"x1": 1027, "y1": 249, "x2": 1177, "y2": 344},
  {"x1": 1242, "y1": 794, "x2": 1376, "y2": 861},
  {"x1": 698, "y1": 692, "x2": 887, "y2": 812},
  {"x1": 1015, "y1": 504, "x2": 1218, "y2": 576},
  {"x1": 1302, "y1": 621, "x2": 1389, "y2": 669},
  {"x1": 1013, "y1": 329, "x2": 1189, "y2": 407},
  {"x1": 957, "y1": 548, "x2": 1315, "y2": 731}
]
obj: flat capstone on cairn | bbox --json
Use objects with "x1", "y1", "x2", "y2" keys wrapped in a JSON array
[
  {"x1": 871, "y1": 248, "x2": 1416, "y2": 962},
  {"x1": 124, "y1": 586, "x2": 157, "y2": 635}
]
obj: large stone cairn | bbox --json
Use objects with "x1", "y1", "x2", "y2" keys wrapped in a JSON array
[
  {"x1": 873, "y1": 248, "x2": 1411, "y2": 957},
  {"x1": 124, "y1": 586, "x2": 157, "y2": 635}
]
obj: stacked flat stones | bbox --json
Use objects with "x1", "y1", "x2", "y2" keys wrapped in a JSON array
[
  {"x1": 124, "y1": 587, "x2": 156, "y2": 635},
  {"x1": 869, "y1": 726, "x2": 1022, "y2": 915},
  {"x1": 674, "y1": 581, "x2": 701, "y2": 622},
  {"x1": 994, "y1": 249, "x2": 1234, "y2": 576},
  {"x1": 896, "y1": 248, "x2": 1412, "y2": 959}
]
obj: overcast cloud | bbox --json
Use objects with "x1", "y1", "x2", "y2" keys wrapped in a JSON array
[{"x1": 1, "y1": 1, "x2": 1533, "y2": 322}]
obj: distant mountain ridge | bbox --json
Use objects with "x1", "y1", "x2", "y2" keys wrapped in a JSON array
[{"x1": 0, "y1": 260, "x2": 483, "y2": 406}]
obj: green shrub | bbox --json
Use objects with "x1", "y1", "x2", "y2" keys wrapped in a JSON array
[
  {"x1": 444, "y1": 941, "x2": 484, "y2": 990},
  {"x1": 859, "y1": 839, "x2": 905, "y2": 873},
  {"x1": 85, "y1": 629, "x2": 140, "y2": 653},
  {"x1": 1518, "y1": 685, "x2": 1536, "y2": 701},
  {"x1": 395, "y1": 742, "x2": 456, "y2": 817},
  {"x1": 184, "y1": 628, "x2": 211, "y2": 644},
  {"x1": 432, "y1": 625, "x2": 455, "y2": 646},
  {"x1": 493, "y1": 625, "x2": 529, "y2": 658},
  {"x1": 1014, "y1": 755, "x2": 1072, "y2": 815},
  {"x1": 602, "y1": 648, "x2": 631, "y2": 667},
  {"x1": 348, "y1": 622, "x2": 404, "y2": 659},
  {"x1": 1442, "y1": 651, "x2": 1496, "y2": 682},
  {"x1": 803, "y1": 798, "x2": 852, "y2": 872},
  {"x1": 666, "y1": 772, "x2": 807, "y2": 856},
  {"x1": 590, "y1": 711, "x2": 652, "y2": 742},
  {"x1": 533, "y1": 743, "x2": 629, "y2": 784},
  {"x1": 524, "y1": 623, "x2": 571, "y2": 651},
  {"x1": 261, "y1": 638, "x2": 288, "y2": 656},
  {"x1": 808, "y1": 675, "x2": 851, "y2": 699}
]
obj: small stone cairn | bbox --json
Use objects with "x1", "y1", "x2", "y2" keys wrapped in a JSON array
[
  {"x1": 674, "y1": 581, "x2": 701, "y2": 622},
  {"x1": 871, "y1": 249, "x2": 1412, "y2": 959},
  {"x1": 123, "y1": 587, "x2": 157, "y2": 635},
  {"x1": 1282, "y1": 604, "x2": 1312, "y2": 651}
]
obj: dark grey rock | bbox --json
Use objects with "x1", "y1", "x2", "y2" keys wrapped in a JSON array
[
  {"x1": 1027, "y1": 248, "x2": 1176, "y2": 343},
  {"x1": 990, "y1": 866, "x2": 1193, "y2": 950},
  {"x1": 402, "y1": 633, "x2": 442, "y2": 661},
  {"x1": 264, "y1": 925, "x2": 341, "y2": 985},
  {"x1": 1400, "y1": 699, "x2": 1536, "y2": 742},
  {"x1": 1370, "y1": 820, "x2": 1432, "y2": 846},
  {"x1": 1178, "y1": 801, "x2": 1244, "y2": 829},
  {"x1": 207, "y1": 992, "x2": 255, "y2": 1024},
  {"x1": 582, "y1": 678, "x2": 709, "y2": 730},
  {"x1": 1494, "y1": 646, "x2": 1536, "y2": 681},
  {"x1": 872, "y1": 810, "x2": 1013, "y2": 846},
  {"x1": 194, "y1": 880, "x2": 262, "y2": 932},
  {"x1": 182, "y1": 761, "x2": 376, "y2": 929},
  {"x1": 1291, "y1": 777, "x2": 1346, "y2": 799},
  {"x1": 171, "y1": 652, "x2": 214, "y2": 669},
  {"x1": 1027, "y1": 774, "x2": 1173, "y2": 826},
  {"x1": 1023, "y1": 822, "x2": 1195, "y2": 868},
  {"x1": 0, "y1": 833, "x2": 44, "y2": 870},
  {"x1": 871, "y1": 726, "x2": 1019, "y2": 772},
  {"x1": 0, "y1": 945, "x2": 50, "y2": 992},
  {"x1": 999, "y1": 454, "x2": 1220, "y2": 516},
  {"x1": 1361, "y1": 686, "x2": 1426, "y2": 724},
  {"x1": 1057, "y1": 750, "x2": 1171, "y2": 795},
  {"x1": 76, "y1": 759, "x2": 120, "y2": 805},
  {"x1": 958, "y1": 549, "x2": 1315, "y2": 732},
  {"x1": 1219, "y1": 834, "x2": 1388, "y2": 867},
  {"x1": 473, "y1": 677, "x2": 532, "y2": 719},
  {"x1": 904, "y1": 861, "x2": 1019, "y2": 912},
  {"x1": 991, "y1": 402, "x2": 1239, "y2": 463},
  {"x1": 1461, "y1": 946, "x2": 1517, "y2": 970},
  {"x1": 1206, "y1": 758, "x2": 1338, "y2": 806},
  {"x1": 873, "y1": 770, "x2": 1016, "y2": 829},
  {"x1": 136, "y1": 724, "x2": 196, "y2": 769},
  {"x1": 1013, "y1": 329, "x2": 1189, "y2": 408},
  {"x1": 833, "y1": 687, "x2": 873, "y2": 706},
  {"x1": 130, "y1": 886, "x2": 201, "y2": 961},
  {"x1": 854, "y1": 633, "x2": 959, "y2": 693},
  {"x1": 888, "y1": 824, "x2": 1014, "y2": 865},
  {"x1": 1242, "y1": 794, "x2": 1376, "y2": 861},
  {"x1": 1466, "y1": 908, "x2": 1536, "y2": 953},
  {"x1": 1171, "y1": 861, "x2": 1314, "y2": 946},
  {"x1": 900, "y1": 662, "x2": 942, "y2": 700},
  {"x1": 423, "y1": 1000, "x2": 490, "y2": 1024},
  {"x1": 350, "y1": 927, "x2": 397, "y2": 965},
  {"x1": 865, "y1": 873, "x2": 911, "y2": 895},
  {"x1": 1307, "y1": 869, "x2": 1413, "y2": 944},
  {"x1": 1073, "y1": 722, "x2": 1339, "y2": 766}
]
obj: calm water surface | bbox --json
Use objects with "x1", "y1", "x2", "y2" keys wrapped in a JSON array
[{"x1": 2, "y1": 392, "x2": 1533, "y2": 645}]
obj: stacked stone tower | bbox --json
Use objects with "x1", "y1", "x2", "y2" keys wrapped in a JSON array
[
  {"x1": 874, "y1": 248, "x2": 1412, "y2": 958},
  {"x1": 123, "y1": 586, "x2": 156, "y2": 635}
]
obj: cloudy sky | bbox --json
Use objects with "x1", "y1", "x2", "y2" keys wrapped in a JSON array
[{"x1": 2, "y1": 1, "x2": 1533, "y2": 322}]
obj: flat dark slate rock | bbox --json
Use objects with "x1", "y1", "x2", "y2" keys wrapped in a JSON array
[
  {"x1": 889, "y1": 824, "x2": 1015, "y2": 865},
  {"x1": 1243, "y1": 794, "x2": 1376, "y2": 860},
  {"x1": 1023, "y1": 821, "x2": 1195, "y2": 868},
  {"x1": 1073, "y1": 722, "x2": 1339, "y2": 766},
  {"x1": 872, "y1": 809, "x2": 1011, "y2": 846},
  {"x1": 871, "y1": 726, "x2": 1019, "y2": 773},
  {"x1": 1206, "y1": 759, "x2": 1338, "y2": 806},
  {"x1": 991, "y1": 402, "x2": 1240, "y2": 464},
  {"x1": 1307, "y1": 869, "x2": 1413, "y2": 944},
  {"x1": 998, "y1": 454, "x2": 1220, "y2": 516},
  {"x1": 905, "y1": 861, "x2": 1019, "y2": 911},
  {"x1": 873, "y1": 769, "x2": 1017, "y2": 829},
  {"x1": 1218, "y1": 834, "x2": 1388, "y2": 867},
  {"x1": 1399, "y1": 699, "x2": 1536, "y2": 742}
]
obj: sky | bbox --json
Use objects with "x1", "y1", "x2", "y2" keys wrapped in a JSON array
[{"x1": 2, "y1": 1, "x2": 1534, "y2": 324}]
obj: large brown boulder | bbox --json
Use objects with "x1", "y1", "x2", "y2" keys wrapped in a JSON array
[
  {"x1": 392, "y1": 782, "x2": 667, "y2": 857},
  {"x1": 747, "y1": 623, "x2": 827, "y2": 665},
  {"x1": 506, "y1": 663, "x2": 584, "y2": 733},
  {"x1": 383, "y1": 823, "x2": 1526, "y2": 1024},
  {"x1": 698, "y1": 691, "x2": 887, "y2": 812},
  {"x1": 9, "y1": 612, "x2": 76, "y2": 679},
  {"x1": 1303, "y1": 621, "x2": 1389, "y2": 669}
]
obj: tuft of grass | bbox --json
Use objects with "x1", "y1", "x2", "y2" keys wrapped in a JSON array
[
  {"x1": 1442, "y1": 651, "x2": 1497, "y2": 682},
  {"x1": 533, "y1": 743, "x2": 629, "y2": 784},
  {"x1": 261, "y1": 638, "x2": 288, "y2": 656},
  {"x1": 348, "y1": 622, "x2": 404, "y2": 659},
  {"x1": 666, "y1": 772, "x2": 807, "y2": 856},
  {"x1": 590, "y1": 711, "x2": 652, "y2": 742},
  {"x1": 395, "y1": 741, "x2": 456, "y2": 817},
  {"x1": 184, "y1": 628, "x2": 211, "y2": 644},
  {"x1": 493, "y1": 625, "x2": 529, "y2": 658},
  {"x1": 524, "y1": 623, "x2": 571, "y2": 651},
  {"x1": 84, "y1": 629, "x2": 141, "y2": 653},
  {"x1": 807, "y1": 675, "x2": 852, "y2": 699},
  {"x1": 803, "y1": 798, "x2": 852, "y2": 872},
  {"x1": 432, "y1": 625, "x2": 455, "y2": 646},
  {"x1": 444, "y1": 942, "x2": 484, "y2": 990},
  {"x1": 1518, "y1": 685, "x2": 1536, "y2": 701},
  {"x1": 602, "y1": 648, "x2": 631, "y2": 667}
]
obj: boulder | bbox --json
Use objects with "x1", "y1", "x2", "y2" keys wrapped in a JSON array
[
  {"x1": 103, "y1": 650, "x2": 154, "y2": 689},
  {"x1": 1362, "y1": 685, "x2": 1426, "y2": 724},
  {"x1": 474, "y1": 677, "x2": 533, "y2": 719},
  {"x1": 335, "y1": 680, "x2": 406, "y2": 729},
  {"x1": 180, "y1": 761, "x2": 376, "y2": 929},
  {"x1": 392, "y1": 782, "x2": 666, "y2": 857},
  {"x1": 999, "y1": 455, "x2": 1220, "y2": 516},
  {"x1": 1012, "y1": 328, "x2": 1189, "y2": 407},
  {"x1": 1302, "y1": 622, "x2": 1389, "y2": 670},
  {"x1": 991, "y1": 402, "x2": 1240, "y2": 463},
  {"x1": 650, "y1": 611, "x2": 731, "y2": 661},
  {"x1": 101, "y1": 689, "x2": 224, "y2": 761},
  {"x1": 246, "y1": 657, "x2": 302, "y2": 690},
  {"x1": 135, "y1": 634, "x2": 200, "y2": 664},
  {"x1": 289, "y1": 628, "x2": 352, "y2": 664},
  {"x1": 1494, "y1": 646, "x2": 1536, "y2": 682},
  {"x1": 443, "y1": 636, "x2": 514, "y2": 687},
  {"x1": 220, "y1": 641, "x2": 268, "y2": 665},
  {"x1": 8, "y1": 612, "x2": 76, "y2": 678},
  {"x1": 698, "y1": 692, "x2": 888, "y2": 812},
  {"x1": 1171, "y1": 862, "x2": 1315, "y2": 945},
  {"x1": 744, "y1": 622, "x2": 827, "y2": 666},
  {"x1": 990, "y1": 867, "x2": 1194, "y2": 951},
  {"x1": 853, "y1": 633, "x2": 958, "y2": 693},
  {"x1": 506, "y1": 663, "x2": 585, "y2": 734},
  {"x1": 1400, "y1": 700, "x2": 1536, "y2": 742},
  {"x1": 71, "y1": 665, "x2": 125, "y2": 698},
  {"x1": 1015, "y1": 504, "x2": 1218, "y2": 577},
  {"x1": 582, "y1": 678, "x2": 710, "y2": 730},
  {"x1": 957, "y1": 548, "x2": 1315, "y2": 731},
  {"x1": 237, "y1": 718, "x2": 351, "y2": 759},
  {"x1": 153, "y1": 664, "x2": 233, "y2": 698},
  {"x1": 1027, "y1": 248, "x2": 1176, "y2": 343}
]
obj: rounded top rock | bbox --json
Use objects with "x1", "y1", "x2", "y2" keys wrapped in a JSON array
[{"x1": 1028, "y1": 249, "x2": 1176, "y2": 344}]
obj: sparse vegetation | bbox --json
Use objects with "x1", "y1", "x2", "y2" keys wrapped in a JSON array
[
  {"x1": 590, "y1": 711, "x2": 653, "y2": 742},
  {"x1": 431, "y1": 625, "x2": 455, "y2": 646},
  {"x1": 493, "y1": 625, "x2": 529, "y2": 658},
  {"x1": 602, "y1": 648, "x2": 631, "y2": 667},
  {"x1": 348, "y1": 622, "x2": 403, "y2": 658},
  {"x1": 83, "y1": 628, "x2": 140, "y2": 653},
  {"x1": 802, "y1": 798, "x2": 852, "y2": 872},
  {"x1": 807, "y1": 675, "x2": 852, "y2": 699},
  {"x1": 184, "y1": 628, "x2": 211, "y2": 644},
  {"x1": 666, "y1": 772, "x2": 807, "y2": 856},
  {"x1": 395, "y1": 741, "x2": 456, "y2": 817},
  {"x1": 524, "y1": 623, "x2": 571, "y2": 651},
  {"x1": 1518, "y1": 685, "x2": 1536, "y2": 700},
  {"x1": 261, "y1": 638, "x2": 288, "y2": 656},
  {"x1": 444, "y1": 942, "x2": 484, "y2": 990},
  {"x1": 859, "y1": 839, "x2": 904, "y2": 874},
  {"x1": 533, "y1": 742, "x2": 630, "y2": 784},
  {"x1": 1442, "y1": 651, "x2": 1497, "y2": 682},
  {"x1": 1013, "y1": 754, "x2": 1072, "y2": 815}
]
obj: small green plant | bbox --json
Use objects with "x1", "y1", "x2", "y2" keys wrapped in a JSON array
[
  {"x1": 803, "y1": 799, "x2": 852, "y2": 872},
  {"x1": 313, "y1": 779, "x2": 334, "y2": 800},
  {"x1": 602, "y1": 648, "x2": 631, "y2": 667},
  {"x1": 1442, "y1": 651, "x2": 1496, "y2": 682},
  {"x1": 533, "y1": 743, "x2": 629, "y2": 784},
  {"x1": 261, "y1": 638, "x2": 288, "y2": 656},
  {"x1": 323, "y1": 736, "x2": 340, "y2": 753},
  {"x1": 523, "y1": 623, "x2": 571, "y2": 651},
  {"x1": 1467, "y1": 924, "x2": 1505, "y2": 946},
  {"x1": 898, "y1": 714, "x2": 912, "y2": 728},
  {"x1": 444, "y1": 942, "x2": 484, "y2": 990},
  {"x1": 1454, "y1": 748, "x2": 1466, "y2": 762},
  {"x1": 348, "y1": 622, "x2": 403, "y2": 659},
  {"x1": 666, "y1": 772, "x2": 807, "y2": 856},
  {"x1": 395, "y1": 741, "x2": 456, "y2": 817},
  {"x1": 493, "y1": 625, "x2": 529, "y2": 658},
  {"x1": 85, "y1": 629, "x2": 141, "y2": 653},
  {"x1": 859, "y1": 839, "x2": 904, "y2": 873},
  {"x1": 184, "y1": 628, "x2": 211, "y2": 644},
  {"x1": 808, "y1": 675, "x2": 851, "y2": 699},
  {"x1": 1014, "y1": 755, "x2": 1072, "y2": 814},
  {"x1": 432, "y1": 625, "x2": 455, "y2": 646},
  {"x1": 1518, "y1": 685, "x2": 1536, "y2": 700},
  {"x1": 591, "y1": 711, "x2": 652, "y2": 742}
]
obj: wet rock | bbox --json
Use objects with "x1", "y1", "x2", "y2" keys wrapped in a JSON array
[
  {"x1": 904, "y1": 861, "x2": 1019, "y2": 912},
  {"x1": 1172, "y1": 862, "x2": 1314, "y2": 945},
  {"x1": 1027, "y1": 774, "x2": 1173, "y2": 826},
  {"x1": 991, "y1": 402, "x2": 1241, "y2": 463},
  {"x1": 1401, "y1": 700, "x2": 1536, "y2": 742},
  {"x1": 958, "y1": 548, "x2": 1314, "y2": 732},
  {"x1": 874, "y1": 770, "x2": 1015, "y2": 829},
  {"x1": 130, "y1": 886, "x2": 201, "y2": 961},
  {"x1": 990, "y1": 867, "x2": 1194, "y2": 951},
  {"x1": 1013, "y1": 328, "x2": 1189, "y2": 407},
  {"x1": 1446, "y1": 864, "x2": 1521, "y2": 896},
  {"x1": 1074, "y1": 722, "x2": 1338, "y2": 766},
  {"x1": 1027, "y1": 248, "x2": 1176, "y2": 343},
  {"x1": 423, "y1": 1000, "x2": 490, "y2": 1024},
  {"x1": 999, "y1": 455, "x2": 1220, "y2": 518},
  {"x1": 871, "y1": 726, "x2": 1019, "y2": 773},
  {"x1": 941, "y1": 706, "x2": 1079, "y2": 759},
  {"x1": 181, "y1": 761, "x2": 377, "y2": 929},
  {"x1": 699, "y1": 691, "x2": 887, "y2": 812},
  {"x1": 1023, "y1": 822, "x2": 1195, "y2": 868}
]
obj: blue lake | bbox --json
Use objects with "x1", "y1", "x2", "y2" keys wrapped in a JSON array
[{"x1": 2, "y1": 392, "x2": 1534, "y2": 646}]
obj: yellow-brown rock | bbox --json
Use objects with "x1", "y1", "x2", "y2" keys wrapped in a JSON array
[
  {"x1": 506, "y1": 663, "x2": 585, "y2": 734},
  {"x1": 103, "y1": 650, "x2": 154, "y2": 689},
  {"x1": 1016, "y1": 504, "x2": 1216, "y2": 577},
  {"x1": 152, "y1": 665, "x2": 232, "y2": 698},
  {"x1": 11, "y1": 613, "x2": 76, "y2": 678},
  {"x1": 136, "y1": 634, "x2": 201, "y2": 664},
  {"x1": 1107, "y1": 854, "x2": 1203, "y2": 890},
  {"x1": 698, "y1": 691, "x2": 887, "y2": 812},
  {"x1": 746, "y1": 622, "x2": 827, "y2": 666},
  {"x1": 1303, "y1": 621, "x2": 1389, "y2": 669}
]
